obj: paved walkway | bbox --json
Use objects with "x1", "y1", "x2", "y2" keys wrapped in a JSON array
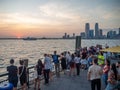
[{"x1": 29, "y1": 70, "x2": 91, "y2": 90}]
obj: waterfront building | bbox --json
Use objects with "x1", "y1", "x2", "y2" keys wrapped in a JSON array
[
  {"x1": 118, "y1": 28, "x2": 120, "y2": 35},
  {"x1": 114, "y1": 28, "x2": 120, "y2": 39},
  {"x1": 80, "y1": 32, "x2": 86, "y2": 38},
  {"x1": 107, "y1": 30, "x2": 113, "y2": 38},
  {"x1": 113, "y1": 31, "x2": 116, "y2": 36},
  {"x1": 95, "y1": 23, "x2": 99, "y2": 38},
  {"x1": 73, "y1": 33, "x2": 75, "y2": 38},
  {"x1": 63, "y1": 33, "x2": 67, "y2": 39},
  {"x1": 65, "y1": 33, "x2": 67, "y2": 38},
  {"x1": 85, "y1": 23, "x2": 90, "y2": 38},
  {"x1": 89, "y1": 29, "x2": 94, "y2": 39},
  {"x1": 99, "y1": 29, "x2": 103, "y2": 37},
  {"x1": 67, "y1": 35, "x2": 70, "y2": 38}
]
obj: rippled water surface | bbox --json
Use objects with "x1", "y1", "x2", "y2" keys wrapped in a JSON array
[{"x1": 0, "y1": 39, "x2": 120, "y2": 73}]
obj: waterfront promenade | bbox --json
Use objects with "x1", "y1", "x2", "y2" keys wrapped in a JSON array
[{"x1": 29, "y1": 70, "x2": 91, "y2": 90}]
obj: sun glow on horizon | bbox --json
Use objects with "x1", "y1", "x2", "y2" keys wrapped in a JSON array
[{"x1": 14, "y1": 32, "x2": 23, "y2": 38}]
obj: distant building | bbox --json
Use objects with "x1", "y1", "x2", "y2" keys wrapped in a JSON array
[
  {"x1": 80, "y1": 32, "x2": 86, "y2": 38},
  {"x1": 73, "y1": 33, "x2": 75, "y2": 38},
  {"x1": 113, "y1": 31, "x2": 116, "y2": 37},
  {"x1": 95, "y1": 23, "x2": 99, "y2": 38},
  {"x1": 118, "y1": 28, "x2": 120, "y2": 35},
  {"x1": 85, "y1": 23, "x2": 90, "y2": 38},
  {"x1": 63, "y1": 33, "x2": 67, "y2": 39},
  {"x1": 89, "y1": 30, "x2": 94, "y2": 38},
  {"x1": 67, "y1": 35, "x2": 70, "y2": 38},
  {"x1": 107, "y1": 30, "x2": 114, "y2": 38},
  {"x1": 65, "y1": 33, "x2": 67, "y2": 38},
  {"x1": 80, "y1": 23, "x2": 120, "y2": 39},
  {"x1": 114, "y1": 28, "x2": 120, "y2": 39},
  {"x1": 99, "y1": 29, "x2": 103, "y2": 37}
]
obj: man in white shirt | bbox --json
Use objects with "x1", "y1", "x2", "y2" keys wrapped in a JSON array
[
  {"x1": 87, "y1": 57, "x2": 102, "y2": 90},
  {"x1": 44, "y1": 54, "x2": 51, "y2": 84}
]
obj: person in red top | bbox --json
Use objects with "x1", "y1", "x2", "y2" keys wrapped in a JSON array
[{"x1": 102, "y1": 59, "x2": 110, "y2": 88}]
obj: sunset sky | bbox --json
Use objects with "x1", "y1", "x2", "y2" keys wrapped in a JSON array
[{"x1": 0, "y1": 0, "x2": 120, "y2": 38}]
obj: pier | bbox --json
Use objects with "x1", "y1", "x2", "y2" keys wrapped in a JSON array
[
  {"x1": 0, "y1": 66, "x2": 91, "y2": 90},
  {"x1": 1, "y1": 59, "x2": 119, "y2": 90},
  {"x1": 29, "y1": 70, "x2": 90, "y2": 90}
]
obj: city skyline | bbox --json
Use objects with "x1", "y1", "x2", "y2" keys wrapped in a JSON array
[
  {"x1": 80, "y1": 23, "x2": 120, "y2": 39},
  {"x1": 0, "y1": 0, "x2": 120, "y2": 38}
]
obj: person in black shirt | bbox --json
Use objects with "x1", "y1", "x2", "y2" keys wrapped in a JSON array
[
  {"x1": 34, "y1": 59, "x2": 44, "y2": 90},
  {"x1": 60, "y1": 53, "x2": 67, "y2": 74},
  {"x1": 18, "y1": 60, "x2": 27, "y2": 90},
  {"x1": 7, "y1": 59, "x2": 18, "y2": 90}
]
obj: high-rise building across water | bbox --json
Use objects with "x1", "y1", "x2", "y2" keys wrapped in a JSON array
[
  {"x1": 95, "y1": 23, "x2": 99, "y2": 38},
  {"x1": 85, "y1": 23, "x2": 90, "y2": 38}
]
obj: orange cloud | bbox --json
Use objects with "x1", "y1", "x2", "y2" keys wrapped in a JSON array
[{"x1": 0, "y1": 12, "x2": 85, "y2": 38}]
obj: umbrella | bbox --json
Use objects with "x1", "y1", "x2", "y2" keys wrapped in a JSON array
[{"x1": 100, "y1": 46, "x2": 120, "y2": 53}]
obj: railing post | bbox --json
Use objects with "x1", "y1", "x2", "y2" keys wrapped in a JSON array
[
  {"x1": 0, "y1": 65, "x2": 35, "y2": 89},
  {"x1": 27, "y1": 68, "x2": 29, "y2": 88},
  {"x1": 75, "y1": 36, "x2": 81, "y2": 51},
  {"x1": 23, "y1": 59, "x2": 29, "y2": 88}
]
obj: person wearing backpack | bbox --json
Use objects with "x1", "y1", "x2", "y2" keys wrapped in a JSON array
[
  {"x1": 34, "y1": 59, "x2": 44, "y2": 90},
  {"x1": 52, "y1": 51, "x2": 60, "y2": 77}
]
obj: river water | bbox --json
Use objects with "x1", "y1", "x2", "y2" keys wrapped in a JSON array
[{"x1": 0, "y1": 39, "x2": 120, "y2": 73}]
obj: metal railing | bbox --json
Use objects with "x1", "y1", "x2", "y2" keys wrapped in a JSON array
[
  {"x1": 0, "y1": 65, "x2": 35, "y2": 89},
  {"x1": 0, "y1": 64, "x2": 58, "y2": 89}
]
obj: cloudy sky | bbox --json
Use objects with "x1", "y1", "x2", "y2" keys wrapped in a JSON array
[{"x1": 0, "y1": 0, "x2": 120, "y2": 38}]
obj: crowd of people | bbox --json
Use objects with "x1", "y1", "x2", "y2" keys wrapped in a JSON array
[{"x1": 6, "y1": 45, "x2": 120, "y2": 90}]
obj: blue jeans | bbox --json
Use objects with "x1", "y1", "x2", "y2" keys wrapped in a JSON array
[
  {"x1": 105, "y1": 82, "x2": 116, "y2": 90},
  {"x1": 102, "y1": 74, "x2": 108, "y2": 87},
  {"x1": 44, "y1": 69, "x2": 50, "y2": 84}
]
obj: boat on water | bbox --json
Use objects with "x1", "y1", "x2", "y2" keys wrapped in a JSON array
[{"x1": 23, "y1": 37, "x2": 37, "y2": 40}]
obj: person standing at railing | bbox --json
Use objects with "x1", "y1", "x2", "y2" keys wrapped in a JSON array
[
  {"x1": 48, "y1": 54, "x2": 54, "y2": 81},
  {"x1": 34, "y1": 59, "x2": 44, "y2": 90},
  {"x1": 66, "y1": 51, "x2": 71, "y2": 69},
  {"x1": 60, "y1": 53, "x2": 67, "y2": 75},
  {"x1": 18, "y1": 60, "x2": 27, "y2": 90},
  {"x1": 7, "y1": 59, "x2": 18, "y2": 90},
  {"x1": 52, "y1": 51, "x2": 60, "y2": 77},
  {"x1": 44, "y1": 54, "x2": 51, "y2": 84}
]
